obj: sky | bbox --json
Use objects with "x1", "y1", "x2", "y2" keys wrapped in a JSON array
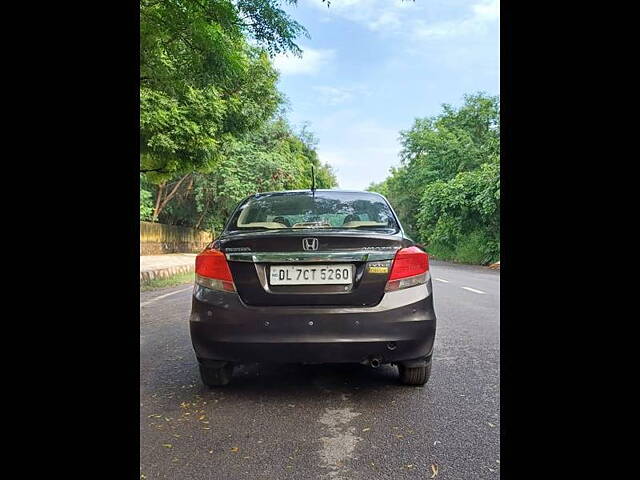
[{"x1": 271, "y1": 0, "x2": 500, "y2": 190}]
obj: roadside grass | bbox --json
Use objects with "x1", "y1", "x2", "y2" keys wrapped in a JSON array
[{"x1": 140, "y1": 271, "x2": 194, "y2": 291}]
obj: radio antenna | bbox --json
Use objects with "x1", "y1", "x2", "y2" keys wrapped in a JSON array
[{"x1": 311, "y1": 165, "x2": 316, "y2": 198}]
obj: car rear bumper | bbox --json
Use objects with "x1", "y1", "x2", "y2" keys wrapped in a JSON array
[{"x1": 189, "y1": 281, "x2": 436, "y2": 365}]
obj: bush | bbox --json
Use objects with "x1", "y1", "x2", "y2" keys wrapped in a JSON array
[
  {"x1": 417, "y1": 161, "x2": 499, "y2": 264},
  {"x1": 370, "y1": 93, "x2": 500, "y2": 265},
  {"x1": 140, "y1": 186, "x2": 154, "y2": 221}
]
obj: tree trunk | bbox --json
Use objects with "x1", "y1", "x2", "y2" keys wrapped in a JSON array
[
  {"x1": 195, "y1": 196, "x2": 211, "y2": 230},
  {"x1": 185, "y1": 175, "x2": 194, "y2": 194},
  {"x1": 152, "y1": 174, "x2": 191, "y2": 222},
  {"x1": 152, "y1": 183, "x2": 165, "y2": 222}
]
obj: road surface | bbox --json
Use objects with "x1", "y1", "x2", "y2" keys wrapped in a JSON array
[{"x1": 140, "y1": 260, "x2": 500, "y2": 479}]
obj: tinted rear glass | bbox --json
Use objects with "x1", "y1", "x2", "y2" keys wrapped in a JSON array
[{"x1": 227, "y1": 191, "x2": 399, "y2": 232}]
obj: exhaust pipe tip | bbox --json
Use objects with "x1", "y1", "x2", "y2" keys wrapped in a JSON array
[{"x1": 370, "y1": 357, "x2": 381, "y2": 368}]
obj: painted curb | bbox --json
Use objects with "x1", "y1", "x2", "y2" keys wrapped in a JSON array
[{"x1": 140, "y1": 264, "x2": 195, "y2": 284}]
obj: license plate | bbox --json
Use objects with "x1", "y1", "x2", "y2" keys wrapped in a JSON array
[{"x1": 269, "y1": 264, "x2": 354, "y2": 285}]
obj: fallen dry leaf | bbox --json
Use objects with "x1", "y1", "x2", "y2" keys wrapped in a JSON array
[
  {"x1": 230, "y1": 447, "x2": 239, "y2": 453},
  {"x1": 163, "y1": 444, "x2": 172, "y2": 449},
  {"x1": 430, "y1": 464, "x2": 439, "y2": 478},
  {"x1": 362, "y1": 428, "x2": 371, "y2": 432}
]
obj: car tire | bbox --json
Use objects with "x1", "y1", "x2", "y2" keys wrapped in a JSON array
[
  {"x1": 199, "y1": 363, "x2": 234, "y2": 387},
  {"x1": 399, "y1": 358, "x2": 432, "y2": 386}
]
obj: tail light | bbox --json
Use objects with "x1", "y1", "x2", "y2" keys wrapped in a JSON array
[
  {"x1": 385, "y1": 246, "x2": 429, "y2": 292},
  {"x1": 195, "y1": 248, "x2": 236, "y2": 292}
]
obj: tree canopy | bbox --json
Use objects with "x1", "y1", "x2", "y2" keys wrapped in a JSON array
[
  {"x1": 368, "y1": 93, "x2": 500, "y2": 264},
  {"x1": 142, "y1": 117, "x2": 336, "y2": 232},
  {"x1": 140, "y1": 0, "x2": 307, "y2": 179},
  {"x1": 140, "y1": 0, "x2": 337, "y2": 228}
]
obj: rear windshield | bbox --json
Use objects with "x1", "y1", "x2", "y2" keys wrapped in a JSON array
[{"x1": 226, "y1": 191, "x2": 399, "y2": 232}]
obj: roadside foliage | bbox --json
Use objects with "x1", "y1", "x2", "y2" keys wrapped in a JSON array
[
  {"x1": 368, "y1": 94, "x2": 500, "y2": 264},
  {"x1": 139, "y1": 1, "x2": 499, "y2": 265},
  {"x1": 139, "y1": 0, "x2": 336, "y2": 231}
]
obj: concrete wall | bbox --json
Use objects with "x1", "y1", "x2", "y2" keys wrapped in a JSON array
[{"x1": 140, "y1": 221, "x2": 213, "y2": 255}]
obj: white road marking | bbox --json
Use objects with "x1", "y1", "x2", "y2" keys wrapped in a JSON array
[
  {"x1": 462, "y1": 286, "x2": 486, "y2": 294},
  {"x1": 140, "y1": 287, "x2": 193, "y2": 307},
  {"x1": 435, "y1": 278, "x2": 449, "y2": 283}
]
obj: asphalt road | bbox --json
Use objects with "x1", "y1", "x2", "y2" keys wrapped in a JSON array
[{"x1": 140, "y1": 260, "x2": 500, "y2": 479}]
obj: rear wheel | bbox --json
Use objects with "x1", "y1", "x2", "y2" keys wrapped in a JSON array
[
  {"x1": 199, "y1": 363, "x2": 234, "y2": 387},
  {"x1": 399, "y1": 358, "x2": 432, "y2": 386}
]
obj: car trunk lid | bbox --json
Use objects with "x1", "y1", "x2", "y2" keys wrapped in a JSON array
[{"x1": 221, "y1": 231, "x2": 405, "y2": 306}]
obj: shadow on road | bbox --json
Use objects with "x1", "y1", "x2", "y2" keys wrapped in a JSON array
[
  {"x1": 143, "y1": 359, "x2": 427, "y2": 406},
  {"x1": 222, "y1": 362, "x2": 402, "y2": 391}
]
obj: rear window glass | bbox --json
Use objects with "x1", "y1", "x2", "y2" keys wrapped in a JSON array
[{"x1": 227, "y1": 191, "x2": 399, "y2": 232}]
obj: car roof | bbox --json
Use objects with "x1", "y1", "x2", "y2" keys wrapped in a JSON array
[{"x1": 251, "y1": 189, "x2": 384, "y2": 197}]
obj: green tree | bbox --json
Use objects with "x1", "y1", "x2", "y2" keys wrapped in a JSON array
[
  {"x1": 140, "y1": 175, "x2": 155, "y2": 221},
  {"x1": 371, "y1": 93, "x2": 500, "y2": 264},
  {"x1": 140, "y1": 0, "x2": 308, "y2": 212},
  {"x1": 140, "y1": 0, "x2": 307, "y2": 175},
  {"x1": 417, "y1": 159, "x2": 500, "y2": 264},
  {"x1": 155, "y1": 118, "x2": 337, "y2": 231}
]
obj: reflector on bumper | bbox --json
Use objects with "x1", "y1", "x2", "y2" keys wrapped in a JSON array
[
  {"x1": 196, "y1": 273, "x2": 236, "y2": 293},
  {"x1": 385, "y1": 272, "x2": 428, "y2": 292}
]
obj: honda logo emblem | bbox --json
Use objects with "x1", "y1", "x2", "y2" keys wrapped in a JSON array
[{"x1": 302, "y1": 238, "x2": 319, "y2": 251}]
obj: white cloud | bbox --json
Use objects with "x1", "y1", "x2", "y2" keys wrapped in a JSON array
[
  {"x1": 304, "y1": 0, "x2": 407, "y2": 33},
  {"x1": 367, "y1": 10, "x2": 402, "y2": 31},
  {"x1": 302, "y1": 0, "x2": 498, "y2": 39},
  {"x1": 472, "y1": 0, "x2": 499, "y2": 21},
  {"x1": 413, "y1": 0, "x2": 499, "y2": 39},
  {"x1": 311, "y1": 85, "x2": 371, "y2": 106},
  {"x1": 313, "y1": 86, "x2": 354, "y2": 106},
  {"x1": 273, "y1": 48, "x2": 335, "y2": 75}
]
